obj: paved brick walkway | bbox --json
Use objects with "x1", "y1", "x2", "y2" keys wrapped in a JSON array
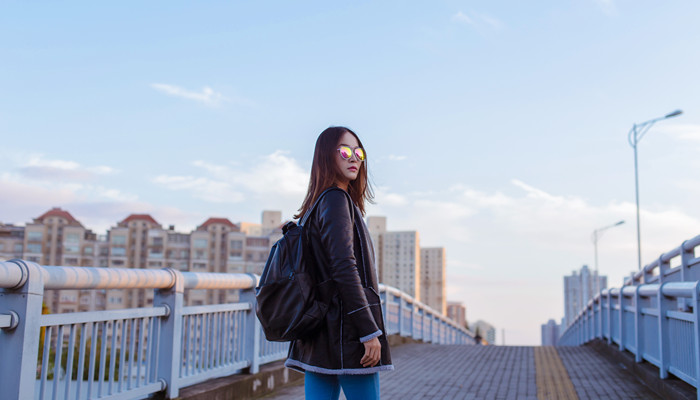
[{"x1": 265, "y1": 344, "x2": 661, "y2": 399}]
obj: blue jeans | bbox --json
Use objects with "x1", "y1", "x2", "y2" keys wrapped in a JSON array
[{"x1": 305, "y1": 371, "x2": 380, "y2": 400}]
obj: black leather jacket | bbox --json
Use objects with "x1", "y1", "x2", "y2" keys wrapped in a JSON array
[{"x1": 285, "y1": 188, "x2": 393, "y2": 374}]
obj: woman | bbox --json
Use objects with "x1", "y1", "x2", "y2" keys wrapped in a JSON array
[{"x1": 285, "y1": 126, "x2": 393, "y2": 399}]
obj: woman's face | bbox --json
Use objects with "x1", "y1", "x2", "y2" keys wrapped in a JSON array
[{"x1": 334, "y1": 131, "x2": 362, "y2": 189}]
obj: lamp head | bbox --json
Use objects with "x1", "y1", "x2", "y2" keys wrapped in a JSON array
[
  {"x1": 665, "y1": 110, "x2": 683, "y2": 119},
  {"x1": 615, "y1": 220, "x2": 625, "y2": 226}
]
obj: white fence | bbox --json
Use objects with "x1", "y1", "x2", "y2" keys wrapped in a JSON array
[
  {"x1": 559, "y1": 234, "x2": 700, "y2": 397},
  {"x1": 0, "y1": 260, "x2": 472, "y2": 400}
]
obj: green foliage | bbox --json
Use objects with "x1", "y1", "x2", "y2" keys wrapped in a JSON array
[{"x1": 37, "y1": 327, "x2": 130, "y2": 381}]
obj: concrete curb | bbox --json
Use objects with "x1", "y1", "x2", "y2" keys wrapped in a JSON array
[
  {"x1": 586, "y1": 339, "x2": 696, "y2": 400},
  {"x1": 175, "y1": 334, "x2": 420, "y2": 399},
  {"x1": 175, "y1": 361, "x2": 304, "y2": 400}
]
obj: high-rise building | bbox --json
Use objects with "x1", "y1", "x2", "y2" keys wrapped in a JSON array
[
  {"x1": 474, "y1": 320, "x2": 496, "y2": 345},
  {"x1": 420, "y1": 247, "x2": 446, "y2": 314},
  {"x1": 366, "y1": 216, "x2": 386, "y2": 270},
  {"x1": 378, "y1": 231, "x2": 420, "y2": 300},
  {"x1": 563, "y1": 265, "x2": 607, "y2": 328},
  {"x1": 541, "y1": 319, "x2": 560, "y2": 346},
  {"x1": 447, "y1": 301, "x2": 466, "y2": 329}
]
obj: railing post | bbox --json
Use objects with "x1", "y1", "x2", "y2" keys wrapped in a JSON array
[
  {"x1": 241, "y1": 288, "x2": 261, "y2": 374},
  {"x1": 408, "y1": 301, "x2": 414, "y2": 338},
  {"x1": 618, "y1": 291, "x2": 625, "y2": 351},
  {"x1": 0, "y1": 260, "x2": 43, "y2": 400},
  {"x1": 154, "y1": 268, "x2": 184, "y2": 398},
  {"x1": 692, "y1": 281, "x2": 700, "y2": 391},
  {"x1": 397, "y1": 295, "x2": 404, "y2": 336},
  {"x1": 596, "y1": 297, "x2": 601, "y2": 338},
  {"x1": 657, "y1": 283, "x2": 670, "y2": 379},
  {"x1": 606, "y1": 289, "x2": 612, "y2": 344},
  {"x1": 380, "y1": 289, "x2": 387, "y2": 329},
  {"x1": 680, "y1": 241, "x2": 691, "y2": 282},
  {"x1": 634, "y1": 286, "x2": 643, "y2": 362},
  {"x1": 418, "y1": 307, "x2": 424, "y2": 341}
]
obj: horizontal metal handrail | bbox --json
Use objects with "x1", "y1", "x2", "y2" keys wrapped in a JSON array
[
  {"x1": 631, "y1": 233, "x2": 700, "y2": 284},
  {"x1": 0, "y1": 261, "x2": 257, "y2": 290},
  {"x1": 379, "y1": 283, "x2": 472, "y2": 336}
]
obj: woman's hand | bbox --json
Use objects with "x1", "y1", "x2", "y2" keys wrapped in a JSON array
[{"x1": 360, "y1": 337, "x2": 381, "y2": 367}]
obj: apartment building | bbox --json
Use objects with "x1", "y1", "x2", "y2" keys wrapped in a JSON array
[
  {"x1": 366, "y1": 216, "x2": 386, "y2": 272},
  {"x1": 0, "y1": 224, "x2": 25, "y2": 260},
  {"x1": 474, "y1": 320, "x2": 496, "y2": 344},
  {"x1": 447, "y1": 301, "x2": 467, "y2": 329},
  {"x1": 563, "y1": 265, "x2": 607, "y2": 328},
  {"x1": 376, "y1": 230, "x2": 421, "y2": 301},
  {"x1": 420, "y1": 247, "x2": 446, "y2": 314},
  {"x1": 1, "y1": 208, "x2": 284, "y2": 313},
  {"x1": 541, "y1": 319, "x2": 560, "y2": 346}
]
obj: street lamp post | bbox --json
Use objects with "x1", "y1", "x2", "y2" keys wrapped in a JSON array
[
  {"x1": 592, "y1": 220, "x2": 625, "y2": 295},
  {"x1": 628, "y1": 110, "x2": 683, "y2": 270}
]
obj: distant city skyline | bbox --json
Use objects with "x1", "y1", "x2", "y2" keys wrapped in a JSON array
[{"x1": 2, "y1": 2, "x2": 700, "y2": 344}]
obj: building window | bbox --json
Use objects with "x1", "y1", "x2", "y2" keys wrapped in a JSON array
[
  {"x1": 26, "y1": 243, "x2": 42, "y2": 253},
  {"x1": 27, "y1": 231, "x2": 43, "y2": 241},
  {"x1": 148, "y1": 250, "x2": 163, "y2": 259},
  {"x1": 230, "y1": 240, "x2": 243, "y2": 250},
  {"x1": 111, "y1": 247, "x2": 126, "y2": 256},
  {"x1": 193, "y1": 239, "x2": 208, "y2": 248},
  {"x1": 83, "y1": 246, "x2": 93, "y2": 255},
  {"x1": 112, "y1": 235, "x2": 127, "y2": 245},
  {"x1": 65, "y1": 233, "x2": 80, "y2": 243}
]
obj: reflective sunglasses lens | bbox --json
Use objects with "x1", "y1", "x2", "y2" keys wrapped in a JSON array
[
  {"x1": 339, "y1": 146, "x2": 353, "y2": 159},
  {"x1": 354, "y1": 148, "x2": 365, "y2": 161}
]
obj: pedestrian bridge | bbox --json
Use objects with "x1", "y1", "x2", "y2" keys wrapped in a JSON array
[{"x1": 1, "y1": 233, "x2": 699, "y2": 399}]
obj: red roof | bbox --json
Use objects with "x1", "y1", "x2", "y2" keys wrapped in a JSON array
[
  {"x1": 198, "y1": 217, "x2": 238, "y2": 231},
  {"x1": 120, "y1": 214, "x2": 160, "y2": 226},
  {"x1": 35, "y1": 208, "x2": 83, "y2": 227}
]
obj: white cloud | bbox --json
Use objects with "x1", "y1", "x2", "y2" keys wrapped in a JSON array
[
  {"x1": 452, "y1": 11, "x2": 504, "y2": 31},
  {"x1": 387, "y1": 154, "x2": 407, "y2": 161},
  {"x1": 661, "y1": 124, "x2": 700, "y2": 144},
  {"x1": 150, "y1": 83, "x2": 253, "y2": 107},
  {"x1": 153, "y1": 151, "x2": 309, "y2": 205},
  {"x1": 17, "y1": 154, "x2": 117, "y2": 181},
  {"x1": 369, "y1": 179, "x2": 699, "y2": 344},
  {"x1": 452, "y1": 11, "x2": 473, "y2": 25},
  {"x1": 152, "y1": 175, "x2": 244, "y2": 203},
  {"x1": 593, "y1": 0, "x2": 617, "y2": 16}
]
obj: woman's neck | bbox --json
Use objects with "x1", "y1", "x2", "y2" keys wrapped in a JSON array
[{"x1": 335, "y1": 180, "x2": 348, "y2": 191}]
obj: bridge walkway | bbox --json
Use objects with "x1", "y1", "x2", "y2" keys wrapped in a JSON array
[{"x1": 263, "y1": 342, "x2": 662, "y2": 399}]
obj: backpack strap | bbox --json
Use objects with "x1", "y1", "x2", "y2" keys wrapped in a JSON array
[{"x1": 299, "y1": 187, "x2": 354, "y2": 227}]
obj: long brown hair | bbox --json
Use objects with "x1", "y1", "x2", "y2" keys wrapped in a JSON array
[{"x1": 295, "y1": 126, "x2": 374, "y2": 219}]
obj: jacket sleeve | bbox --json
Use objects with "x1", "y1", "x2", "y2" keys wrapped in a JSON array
[{"x1": 317, "y1": 190, "x2": 381, "y2": 341}]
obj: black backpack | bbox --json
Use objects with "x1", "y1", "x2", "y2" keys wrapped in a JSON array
[{"x1": 255, "y1": 188, "x2": 351, "y2": 342}]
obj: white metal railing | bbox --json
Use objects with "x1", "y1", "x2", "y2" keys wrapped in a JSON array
[
  {"x1": 559, "y1": 234, "x2": 700, "y2": 398},
  {"x1": 0, "y1": 260, "x2": 473, "y2": 400},
  {"x1": 0, "y1": 260, "x2": 277, "y2": 400}
]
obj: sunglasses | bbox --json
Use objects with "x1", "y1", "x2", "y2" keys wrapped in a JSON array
[{"x1": 337, "y1": 145, "x2": 366, "y2": 162}]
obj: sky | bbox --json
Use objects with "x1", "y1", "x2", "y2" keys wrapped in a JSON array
[{"x1": 2, "y1": 1, "x2": 700, "y2": 345}]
